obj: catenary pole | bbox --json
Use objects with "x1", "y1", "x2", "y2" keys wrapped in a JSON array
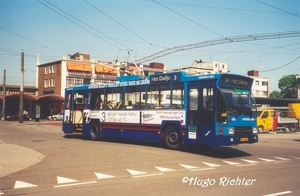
[
  {"x1": 19, "y1": 52, "x2": 24, "y2": 123},
  {"x1": 2, "y1": 69, "x2": 6, "y2": 120}
]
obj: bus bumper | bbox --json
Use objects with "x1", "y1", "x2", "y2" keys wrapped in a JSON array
[{"x1": 215, "y1": 134, "x2": 258, "y2": 146}]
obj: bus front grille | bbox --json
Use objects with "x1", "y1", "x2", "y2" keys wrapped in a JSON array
[{"x1": 235, "y1": 127, "x2": 252, "y2": 135}]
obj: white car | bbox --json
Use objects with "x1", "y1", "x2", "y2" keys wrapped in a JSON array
[{"x1": 48, "y1": 113, "x2": 63, "y2": 121}]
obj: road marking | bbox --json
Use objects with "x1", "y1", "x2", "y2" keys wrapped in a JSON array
[
  {"x1": 201, "y1": 162, "x2": 221, "y2": 167},
  {"x1": 241, "y1": 159, "x2": 259, "y2": 164},
  {"x1": 14, "y1": 181, "x2": 37, "y2": 189},
  {"x1": 222, "y1": 160, "x2": 241, "y2": 165},
  {"x1": 179, "y1": 164, "x2": 199, "y2": 170},
  {"x1": 236, "y1": 164, "x2": 257, "y2": 167},
  {"x1": 155, "y1": 166, "x2": 175, "y2": 172},
  {"x1": 94, "y1": 172, "x2": 115, "y2": 179},
  {"x1": 132, "y1": 173, "x2": 163, "y2": 178},
  {"x1": 263, "y1": 191, "x2": 292, "y2": 196},
  {"x1": 54, "y1": 181, "x2": 97, "y2": 188},
  {"x1": 258, "y1": 158, "x2": 276, "y2": 162},
  {"x1": 274, "y1": 157, "x2": 290, "y2": 161},
  {"x1": 191, "y1": 168, "x2": 215, "y2": 172},
  {"x1": 57, "y1": 176, "x2": 78, "y2": 184},
  {"x1": 126, "y1": 169, "x2": 147, "y2": 175}
]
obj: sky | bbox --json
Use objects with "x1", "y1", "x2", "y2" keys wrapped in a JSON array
[{"x1": 0, "y1": 0, "x2": 299, "y2": 92}]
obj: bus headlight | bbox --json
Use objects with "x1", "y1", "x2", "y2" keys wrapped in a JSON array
[
  {"x1": 253, "y1": 127, "x2": 258, "y2": 134},
  {"x1": 229, "y1": 128, "x2": 234, "y2": 134}
]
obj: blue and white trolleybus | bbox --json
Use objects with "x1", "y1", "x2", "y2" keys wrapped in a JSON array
[{"x1": 62, "y1": 71, "x2": 258, "y2": 149}]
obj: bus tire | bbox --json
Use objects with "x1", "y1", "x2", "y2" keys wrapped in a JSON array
[
  {"x1": 163, "y1": 126, "x2": 181, "y2": 150},
  {"x1": 90, "y1": 122, "x2": 100, "y2": 140}
]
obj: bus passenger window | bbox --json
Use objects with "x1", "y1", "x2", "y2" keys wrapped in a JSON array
[
  {"x1": 115, "y1": 102, "x2": 122, "y2": 109},
  {"x1": 106, "y1": 101, "x2": 113, "y2": 109}
]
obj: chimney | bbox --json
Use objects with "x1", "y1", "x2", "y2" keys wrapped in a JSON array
[{"x1": 247, "y1": 70, "x2": 259, "y2": 77}]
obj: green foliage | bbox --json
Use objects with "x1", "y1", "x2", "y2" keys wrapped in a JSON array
[
  {"x1": 278, "y1": 75, "x2": 298, "y2": 98},
  {"x1": 269, "y1": 90, "x2": 281, "y2": 98}
]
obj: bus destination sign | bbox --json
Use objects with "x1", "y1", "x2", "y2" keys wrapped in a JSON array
[
  {"x1": 220, "y1": 75, "x2": 252, "y2": 88},
  {"x1": 150, "y1": 73, "x2": 181, "y2": 84}
]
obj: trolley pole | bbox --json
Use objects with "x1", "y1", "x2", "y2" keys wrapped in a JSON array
[
  {"x1": 2, "y1": 69, "x2": 6, "y2": 120},
  {"x1": 19, "y1": 52, "x2": 24, "y2": 123}
]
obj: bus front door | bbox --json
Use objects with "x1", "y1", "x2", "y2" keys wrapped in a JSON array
[{"x1": 187, "y1": 82, "x2": 216, "y2": 146}]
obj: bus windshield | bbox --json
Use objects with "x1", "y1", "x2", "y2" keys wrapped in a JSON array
[{"x1": 220, "y1": 88, "x2": 256, "y2": 116}]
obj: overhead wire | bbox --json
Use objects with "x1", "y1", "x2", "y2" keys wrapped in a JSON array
[
  {"x1": 260, "y1": 55, "x2": 300, "y2": 72},
  {"x1": 83, "y1": 0, "x2": 155, "y2": 46},
  {"x1": 255, "y1": 0, "x2": 300, "y2": 18},
  {"x1": 152, "y1": 0, "x2": 227, "y2": 39},
  {"x1": 36, "y1": 0, "x2": 123, "y2": 50},
  {"x1": 136, "y1": 31, "x2": 300, "y2": 63},
  {"x1": 0, "y1": 26, "x2": 47, "y2": 49}
]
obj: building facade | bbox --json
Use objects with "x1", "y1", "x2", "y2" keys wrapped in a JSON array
[
  {"x1": 174, "y1": 60, "x2": 230, "y2": 74},
  {"x1": 247, "y1": 70, "x2": 269, "y2": 98}
]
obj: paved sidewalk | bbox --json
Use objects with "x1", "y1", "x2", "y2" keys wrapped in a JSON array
[
  {"x1": 0, "y1": 120, "x2": 61, "y2": 178},
  {"x1": 0, "y1": 141, "x2": 45, "y2": 178}
]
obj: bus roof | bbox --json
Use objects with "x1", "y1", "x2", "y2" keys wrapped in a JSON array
[{"x1": 65, "y1": 71, "x2": 253, "y2": 91}]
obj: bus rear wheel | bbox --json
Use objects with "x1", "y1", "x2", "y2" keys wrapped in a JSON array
[
  {"x1": 90, "y1": 122, "x2": 100, "y2": 140},
  {"x1": 163, "y1": 126, "x2": 181, "y2": 150}
]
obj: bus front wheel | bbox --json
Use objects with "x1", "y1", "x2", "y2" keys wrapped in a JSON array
[
  {"x1": 163, "y1": 126, "x2": 181, "y2": 150},
  {"x1": 90, "y1": 122, "x2": 100, "y2": 140}
]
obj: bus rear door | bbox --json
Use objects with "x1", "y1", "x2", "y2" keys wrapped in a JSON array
[
  {"x1": 63, "y1": 91, "x2": 84, "y2": 133},
  {"x1": 63, "y1": 91, "x2": 73, "y2": 133}
]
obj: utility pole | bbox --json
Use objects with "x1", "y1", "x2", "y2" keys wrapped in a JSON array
[
  {"x1": 2, "y1": 69, "x2": 6, "y2": 120},
  {"x1": 19, "y1": 52, "x2": 24, "y2": 123}
]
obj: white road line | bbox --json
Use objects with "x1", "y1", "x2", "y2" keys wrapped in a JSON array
[
  {"x1": 179, "y1": 164, "x2": 199, "y2": 169},
  {"x1": 241, "y1": 159, "x2": 259, "y2": 164},
  {"x1": 127, "y1": 169, "x2": 147, "y2": 175},
  {"x1": 54, "y1": 181, "x2": 97, "y2": 188},
  {"x1": 190, "y1": 168, "x2": 215, "y2": 172},
  {"x1": 132, "y1": 173, "x2": 164, "y2": 178},
  {"x1": 155, "y1": 166, "x2": 175, "y2": 172},
  {"x1": 236, "y1": 164, "x2": 257, "y2": 167},
  {"x1": 274, "y1": 157, "x2": 290, "y2": 161},
  {"x1": 222, "y1": 160, "x2": 241, "y2": 165},
  {"x1": 14, "y1": 181, "x2": 37, "y2": 189},
  {"x1": 258, "y1": 158, "x2": 276, "y2": 162},
  {"x1": 94, "y1": 172, "x2": 115, "y2": 179},
  {"x1": 201, "y1": 162, "x2": 221, "y2": 167},
  {"x1": 57, "y1": 176, "x2": 78, "y2": 184},
  {"x1": 263, "y1": 191, "x2": 292, "y2": 196}
]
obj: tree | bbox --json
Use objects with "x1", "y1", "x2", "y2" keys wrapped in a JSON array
[
  {"x1": 269, "y1": 90, "x2": 281, "y2": 98},
  {"x1": 278, "y1": 75, "x2": 298, "y2": 98}
]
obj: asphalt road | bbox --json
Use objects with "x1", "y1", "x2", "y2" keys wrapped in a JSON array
[{"x1": 0, "y1": 120, "x2": 300, "y2": 196}]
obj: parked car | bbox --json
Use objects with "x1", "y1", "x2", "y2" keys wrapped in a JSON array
[
  {"x1": 48, "y1": 112, "x2": 63, "y2": 121},
  {"x1": 6, "y1": 113, "x2": 33, "y2": 121},
  {"x1": 6, "y1": 113, "x2": 18, "y2": 121}
]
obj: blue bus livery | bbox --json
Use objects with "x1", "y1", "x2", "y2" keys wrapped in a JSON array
[{"x1": 62, "y1": 71, "x2": 258, "y2": 149}]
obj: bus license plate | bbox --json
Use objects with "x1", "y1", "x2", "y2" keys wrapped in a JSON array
[{"x1": 240, "y1": 137, "x2": 248, "y2": 142}]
